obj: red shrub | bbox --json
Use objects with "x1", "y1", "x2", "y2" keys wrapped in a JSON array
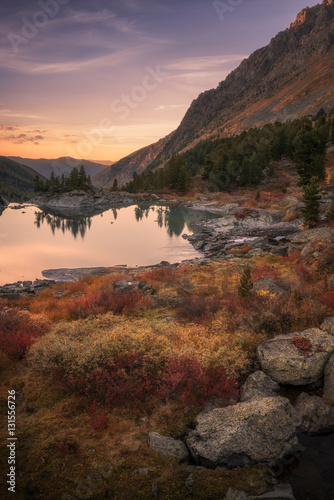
[
  {"x1": 295, "y1": 263, "x2": 312, "y2": 281},
  {"x1": 137, "y1": 266, "x2": 180, "y2": 284},
  {"x1": 53, "y1": 353, "x2": 161, "y2": 407},
  {"x1": 67, "y1": 289, "x2": 150, "y2": 319},
  {"x1": 0, "y1": 307, "x2": 49, "y2": 359},
  {"x1": 156, "y1": 357, "x2": 239, "y2": 407},
  {"x1": 176, "y1": 292, "x2": 222, "y2": 321},
  {"x1": 252, "y1": 266, "x2": 279, "y2": 281},
  {"x1": 319, "y1": 292, "x2": 334, "y2": 311},
  {"x1": 87, "y1": 401, "x2": 109, "y2": 431},
  {"x1": 291, "y1": 336, "x2": 312, "y2": 354}
]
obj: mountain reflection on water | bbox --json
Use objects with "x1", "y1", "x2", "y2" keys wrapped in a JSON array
[{"x1": 34, "y1": 204, "x2": 218, "y2": 239}]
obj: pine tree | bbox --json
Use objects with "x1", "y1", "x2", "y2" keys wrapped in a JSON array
[
  {"x1": 112, "y1": 178, "x2": 118, "y2": 191},
  {"x1": 302, "y1": 176, "x2": 322, "y2": 228},
  {"x1": 238, "y1": 265, "x2": 253, "y2": 298}
]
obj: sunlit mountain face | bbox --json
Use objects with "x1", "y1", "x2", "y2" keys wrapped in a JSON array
[{"x1": 0, "y1": 0, "x2": 319, "y2": 162}]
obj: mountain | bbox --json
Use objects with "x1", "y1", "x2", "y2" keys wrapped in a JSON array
[
  {"x1": 92, "y1": 133, "x2": 173, "y2": 188},
  {"x1": 9, "y1": 156, "x2": 107, "y2": 179},
  {"x1": 0, "y1": 156, "x2": 46, "y2": 202},
  {"x1": 98, "y1": 0, "x2": 334, "y2": 185}
]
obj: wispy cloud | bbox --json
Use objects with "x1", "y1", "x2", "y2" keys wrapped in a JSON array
[
  {"x1": 166, "y1": 54, "x2": 247, "y2": 72},
  {"x1": 154, "y1": 104, "x2": 186, "y2": 111}
]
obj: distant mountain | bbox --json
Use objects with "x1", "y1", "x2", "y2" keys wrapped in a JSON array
[
  {"x1": 97, "y1": 0, "x2": 334, "y2": 185},
  {"x1": 9, "y1": 156, "x2": 107, "y2": 179},
  {"x1": 0, "y1": 156, "x2": 46, "y2": 202},
  {"x1": 92, "y1": 133, "x2": 173, "y2": 188}
]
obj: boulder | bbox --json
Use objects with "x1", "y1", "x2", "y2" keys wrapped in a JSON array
[
  {"x1": 240, "y1": 371, "x2": 280, "y2": 403},
  {"x1": 320, "y1": 317, "x2": 334, "y2": 336},
  {"x1": 288, "y1": 227, "x2": 334, "y2": 255},
  {"x1": 250, "y1": 483, "x2": 295, "y2": 499},
  {"x1": 257, "y1": 329, "x2": 334, "y2": 385},
  {"x1": 186, "y1": 397, "x2": 299, "y2": 469},
  {"x1": 0, "y1": 195, "x2": 9, "y2": 207},
  {"x1": 148, "y1": 432, "x2": 189, "y2": 463},
  {"x1": 114, "y1": 280, "x2": 154, "y2": 294},
  {"x1": 224, "y1": 489, "x2": 247, "y2": 500},
  {"x1": 324, "y1": 355, "x2": 334, "y2": 401},
  {"x1": 294, "y1": 392, "x2": 334, "y2": 435},
  {"x1": 253, "y1": 278, "x2": 287, "y2": 297}
]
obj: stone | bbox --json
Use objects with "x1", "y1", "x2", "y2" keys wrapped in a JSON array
[
  {"x1": 253, "y1": 278, "x2": 287, "y2": 297},
  {"x1": 186, "y1": 397, "x2": 299, "y2": 469},
  {"x1": 328, "y1": 275, "x2": 334, "y2": 291},
  {"x1": 320, "y1": 317, "x2": 334, "y2": 336},
  {"x1": 148, "y1": 432, "x2": 189, "y2": 463},
  {"x1": 0, "y1": 195, "x2": 9, "y2": 207},
  {"x1": 224, "y1": 489, "x2": 247, "y2": 500},
  {"x1": 250, "y1": 483, "x2": 295, "y2": 499},
  {"x1": 240, "y1": 371, "x2": 280, "y2": 402},
  {"x1": 113, "y1": 280, "x2": 153, "y2": 294},
  {"x1": 324, "y1": 355, "x2": 334, "y2": 401},
  {"x1": 288, "y1": 227, "x2": 334, "y2": 254},
  {"x1": 294, "y1": 392, "x2": 334, "y2": 435},
  {"x1": 257, "y1": 329, "x2": 334, "y2": 385}
]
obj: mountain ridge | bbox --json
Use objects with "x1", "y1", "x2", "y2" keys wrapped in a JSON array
[{"x1": 98, "y1": 0, "x2": 334, "y2": 185}]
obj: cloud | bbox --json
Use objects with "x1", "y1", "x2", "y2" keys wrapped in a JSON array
[
  {"x1": 154, "y1": 104, "x2": 186, "y2": 111},
  {"x1": 0, "y1": 125, "x2": 19, "y2": 131},
  {"x1": 0, "y1": 110, "x2": 41, "y2": 119},
  {"x1": 166, "y1": 54, "x2": 248, "y2": 72},
  {"x1": 1, "y1": 131, "x2": 45, "y2": 144}
]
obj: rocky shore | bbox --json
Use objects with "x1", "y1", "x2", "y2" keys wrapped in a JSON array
[{"x1": 29, "y1": 189, "x2": 160, "y2": 209}]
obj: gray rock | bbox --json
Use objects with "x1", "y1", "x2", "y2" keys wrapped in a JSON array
[
  {"x1": 320, "y1": 317, "x2": 334, "y2": 336},
  {"x1": 240, "y1": 371, "x2": 280, "y2": 402},
  {"x1": 114, "y1": 280, "x2": 153, "y2": 294},
  {"x1": 148, "y1": 432, "x2": 189, "y2": 463},
  {"x1": 294, "y1": 392, "x2": 334, "y2": 435},
  {"x1": 186, "y1": 397, "x2": 299, "y2": 469},
  {"x1": 250, "y1": 483, "x2": 295, "y2": 499},
  {"x1": 257, "y1": 329, "x2": 334, "y2": 385},
  {"x1": 224, "y1": 489, "x2": 247, "y2": 500},
  {"x1": 0, "y1": 195, "x2": 9, "y2": 207},
  {"x1": 328, "y1": 275, "x2": 334, "y2": 291},
  {"x1": 324, "y1": 355, "x2": 334, "y2": 401},
  {"x1": 253, "y1": 278, "x2": 287, "y2": 297},
  {"x1": 288, "y1": 227, "x2": 334, "y2": 254}
]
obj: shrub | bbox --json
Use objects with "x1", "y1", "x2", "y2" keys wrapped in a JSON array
[
  {"x1": 87, "y1": 401, "x2": 109, "y2": 431},
  {"x1": 291, "y1": 336, "x2": 312, "y2": 354},
  {"x1": 137, "y1": 266, "x2": 180, "y2": 284},
  {"x1": 67, "y1": 289, "x2": 151, "y2": 319},
  {"x1": 176, "y1": 292, "x2": 222, "y2": 321},
  {"x1": 156, "y1": 357, "x2": 239, "y2": 407},
  {"x1": 0, "y1": 307, "x2": 49, "y2": 359}
]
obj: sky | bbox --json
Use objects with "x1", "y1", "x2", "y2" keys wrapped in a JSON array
[{"x1": 0, "y1": 0, "x2": 320, "y2": 163}]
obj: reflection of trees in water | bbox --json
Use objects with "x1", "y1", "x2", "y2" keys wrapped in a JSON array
[
  {"x1": 151, "y1": 206, "x2": 186, "y2": 237},
  {"x1": 34, "y1": 211, "x2": 92, "y2": 239},
  {"x1": 134, "y1": 205, "x2": 154, "y2": 221}
]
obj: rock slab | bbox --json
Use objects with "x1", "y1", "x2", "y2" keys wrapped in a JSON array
[
  {"x1": 257, "y1": 329, "x2": 334, "y2": 385},
  {"x1": 186, "y1": 397, "x2": 299, "y2": 468},
  {"x1": 148, "y1": 432, "x2": 189, "y2": 463}
]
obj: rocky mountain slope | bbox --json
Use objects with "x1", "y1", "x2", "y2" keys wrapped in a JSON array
[
  {"x1": 92, "y1": 132, "x2": 173, "y2": 188},
  {"x1": 9, "y1": 156, "x2": 107, "y2": 179},
  {"x1": 99, "y1": 0, "x2": 334, "y2": 185}
]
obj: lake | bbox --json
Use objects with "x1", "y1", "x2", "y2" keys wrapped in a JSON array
[{"x1": 0, "y1": 203, "x2": 218, "y2": 285}]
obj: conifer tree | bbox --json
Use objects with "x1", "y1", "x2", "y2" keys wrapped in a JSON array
[
  {"x1": 302, "y1": 176, "x2": 322, "y2": 228},
  {"x1": 238, "y1": 265, "x2": 253, "y2": 298}
]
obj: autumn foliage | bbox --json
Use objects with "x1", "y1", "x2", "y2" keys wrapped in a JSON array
[{"x1": 0, "y1": 307, "x2": 49, "y2": 359}]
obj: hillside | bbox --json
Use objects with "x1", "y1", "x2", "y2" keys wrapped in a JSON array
[
  {"x1": 0, "y1": 156, "x2": 46, "y2": 201},
  {"x1": 93, "y1": 132, "x2": 173, "y2": 188},
  {"x1": 9, "y1": 156, "x2": 107, "y2": 179},
  {"x1": 99, "y1": 0, "x2": 334, "y2": 185}
]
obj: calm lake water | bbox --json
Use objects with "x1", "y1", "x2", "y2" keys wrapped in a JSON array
[{"x1": 0, "y1": 203, "x2": 218, "y2": 285}]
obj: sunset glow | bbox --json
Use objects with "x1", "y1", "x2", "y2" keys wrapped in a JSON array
[{"x1": 0, "y1": 0, "x2": 320, "y2": 162}]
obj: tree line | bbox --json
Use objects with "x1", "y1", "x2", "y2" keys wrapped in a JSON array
[
  {"x1": 34, "y1": 166, "x2": 93, "y2": 193},
  {"x1": 122, "y1": 109, "x2": 334, "y2": 193}
]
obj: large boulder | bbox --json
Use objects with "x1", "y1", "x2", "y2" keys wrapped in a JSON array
[
  {"x1": 253, "y1": 278, "x2": 287, "y2": 297},
  {"x1": 186, "y1": 397, "x2": 299, "y2": 469},
  {"x1": 288, "y1": 227, "x2": 334, "y2": 255},
  {"x1": 324, "y1": 355, "x2": 334, "y2": 401},
  {"x1": 294, "y1": 392, "x2": 334, "y2": 435},
  {"x1": 148, "y1": 432, "x2": 189, "y2": 463},
  {"x1": 114, "y1": 280, "x2": 154, "y2": 294},
  {"x1": 240, "y1": 371, "x2": 280, "y2": 403},
  {"x1": 257, "y1": 329, "x2": 334, "y2": 385},
  {"x1": 321, "y1": 317, "x2": 334, "y2": 336}
]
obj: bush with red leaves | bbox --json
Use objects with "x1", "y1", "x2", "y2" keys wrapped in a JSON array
[
  {"x1": 156, "y1": 357, "x2": 239, "y2": 407},
  {"x1": 291, "y1": 336, "x2": 312, "y2": 354},
  {"x1": 0, "y1": 307, "x2": 49, "y2": 359}
]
